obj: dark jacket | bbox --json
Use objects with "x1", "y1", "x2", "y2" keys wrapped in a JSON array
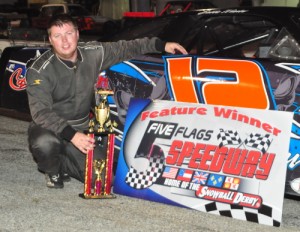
[{"x1": 26, "y1": 37, "x2": 165, "y2": 140}]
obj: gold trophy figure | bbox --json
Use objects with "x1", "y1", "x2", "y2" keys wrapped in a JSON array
[
  {"x1": 93, "y1": 159, "x2": 106, "y2": 195},
  {"x1": 95, "y1": 100, "x2": 109, "y2": 133},
  {"x1": 93, "y1": 89, "x2": 115, "y2": 133}
]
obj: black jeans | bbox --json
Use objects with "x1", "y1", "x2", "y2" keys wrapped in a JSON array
[{"x1": 28, "y1": 123, "x2": 107, "y2": 183}]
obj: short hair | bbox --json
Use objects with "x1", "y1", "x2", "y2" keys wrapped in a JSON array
[{"x1": 47, "y1": 14, "x2": 78, "y2": 35}]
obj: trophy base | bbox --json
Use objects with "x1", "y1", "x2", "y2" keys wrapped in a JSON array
[{"x1": 79, "y1": 193, "x2": 116, "y2": 199}]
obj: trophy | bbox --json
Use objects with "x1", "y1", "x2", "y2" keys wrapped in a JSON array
[{"x1": 80, "y1": 89, "x2": 117, "y2": 199}]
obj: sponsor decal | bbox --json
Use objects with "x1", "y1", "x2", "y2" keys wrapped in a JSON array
[
  {"x1": 7, "y1": 49, "x2": 44, "y2": 91},
  {"x1": 8, "y1": 64, "x2": 27, "y2": 91}
]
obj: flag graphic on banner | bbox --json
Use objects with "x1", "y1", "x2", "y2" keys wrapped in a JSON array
[
  {"x1": 207, "y1": 174, "x2": 225, "y2": 188},
  {"x1": 223, "y1": 176, "x2": 240, "y2": 190},
  {"x1": 192, "y1": 171, "x2": 209, "y2": 185},
  {"x1": 244, "y1": 133, "x2": 272, "y2": 154},
  {"x1": 162, "y1": 166, "x2": 178, "y2": 179},
  {"x1": 177, "y1": 169, "x2": 193, "y2": 182},
  {"x1": 217, "y1": 129, "x2": 242, "y2": 147}
]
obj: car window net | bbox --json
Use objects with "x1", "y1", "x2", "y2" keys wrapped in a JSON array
[{"x1": 202, "y1": 15, "x2": 278, "y2": 58}]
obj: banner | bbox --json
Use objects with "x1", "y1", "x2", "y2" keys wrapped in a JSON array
[{"x1": 114, "y1": 99, "x2": 293, "y2": 227}]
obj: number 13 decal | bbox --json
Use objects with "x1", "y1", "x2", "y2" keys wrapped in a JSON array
[{"x1": 165, "y1": 57, "x2": 271, "y2": 109}]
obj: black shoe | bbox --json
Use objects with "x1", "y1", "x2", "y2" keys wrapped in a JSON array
[
  {"x1": 62, "y1": 173, "x2": 71, "y2": 182},
  {"x1": 45, "y1": 173, "x2": 64, "y2": 189}
]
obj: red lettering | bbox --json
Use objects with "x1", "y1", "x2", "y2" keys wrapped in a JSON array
[
  {"x1": 255, "y1": 153, "x2": 275, "y2": 180},
  {"x1": 209, "y1": 146, "x2": 228, "y2": 172},
  {"x1": 141, "y1": 111, "x2": 150, "y2": 121},
  {"x1": 166, "y1": 140, "x2": 183, "y2": 165},
  {"x1": 223, "y1": 149, "x2": 247, "y2": 175},
  {"x1": 198, "y1": 144, "x2": 216, "y2": 170},
  {"x1": 240, "y1": 151, "x2": 261, "y2": 178},
  {"x1": 176, "y1": 141, "x2": 194, "y2": 166},
  {"x1": 189, "y1": 143, "x2": 205, "y2": 169},
  {"x1": 167, "y1": 140, "x2": 274, "y2": 180}
]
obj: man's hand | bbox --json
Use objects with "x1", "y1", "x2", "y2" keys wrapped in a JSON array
[
  {"x1": 165, "y1": 42, "x2": 188, "y2": 54},
  {"x1": 71, "y1": 132, "x2": 95, "y2": 154}
]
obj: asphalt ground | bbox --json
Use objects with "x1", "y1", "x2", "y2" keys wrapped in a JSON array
[{"x1": 1, "y1": 115, "x2": 300, "y2": 232}]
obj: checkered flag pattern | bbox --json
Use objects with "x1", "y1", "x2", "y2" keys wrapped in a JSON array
[
  {"x1": 244, "y1": 133, "x2": 272, "y2": 154},
  {"x1": 196, "y1": 201, "x2": 281, "y2": 227},
  {"x1": 125, "y1": 155, "x2": 165, "y2": 189},
  {"x1": 217, "y1": 129, "x2": 242, "y2": 147}
]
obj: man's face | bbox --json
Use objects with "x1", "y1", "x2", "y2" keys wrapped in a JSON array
[{"x1": 48, "y1": 22, "x2": 79, "y2": 62}]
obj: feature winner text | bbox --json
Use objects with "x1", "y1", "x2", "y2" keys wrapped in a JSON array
[{"x1": 141, "y1": 105, "x2": 282, "y2": 136}]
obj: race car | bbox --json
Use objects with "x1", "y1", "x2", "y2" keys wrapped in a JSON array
[{"x1": 1, "y1": 6, "x2": 300, "y2": 197}]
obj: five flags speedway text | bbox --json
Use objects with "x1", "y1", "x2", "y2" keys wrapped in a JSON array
[{"x1": 135, "y1": 105, "x2": 279, "y2": 208}]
